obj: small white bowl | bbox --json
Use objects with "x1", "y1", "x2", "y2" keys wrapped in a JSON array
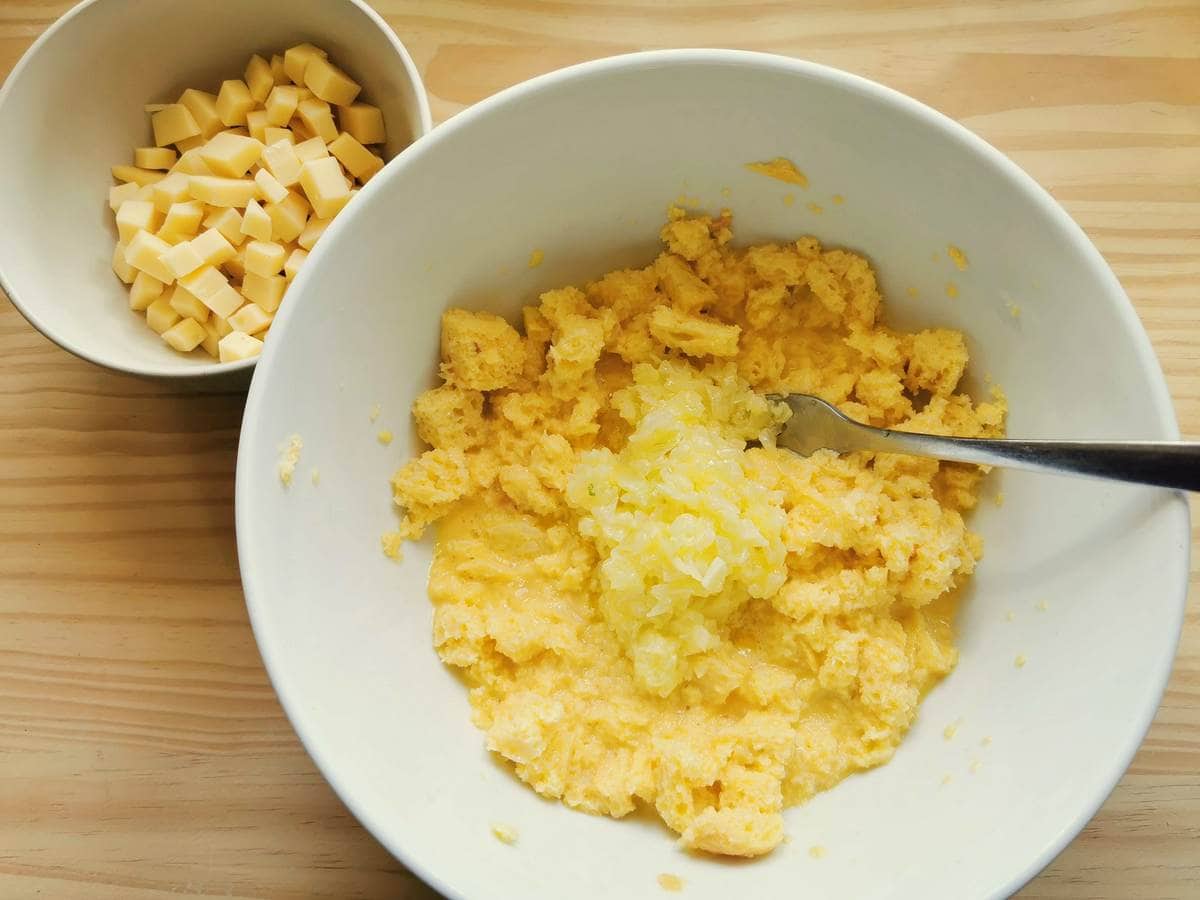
[
  {"x1": 237, "y1": 51, "x2": 1190, "y2": 900},
  {"x1": 0, "y1": 0, "x2": 430, "y2": 380}
]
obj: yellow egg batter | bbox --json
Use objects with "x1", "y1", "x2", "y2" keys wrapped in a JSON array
[{"x1": 388, "y1": 208, "x2": 1005, "y2": 857}]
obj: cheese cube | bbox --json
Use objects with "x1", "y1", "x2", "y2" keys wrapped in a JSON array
[
  {"x1": 214, "y1": 314, "x2": 234, "y2": 338},
  {"x1": 229, "y1": 300, "x2": 274, "y2": 334},
  {"x1": 112, "y1": 243, "x2": 137, "y2": 284},
  {"x1": 298, "y1": 157, "x2": 351, "y2": 219},
  {"x1": 134, "y1": 184, "x2": 156, "y2": 200},
  {"x1": 169, "y1": 283, "x2": 210, "y2": 322},
  {"x1": 161, "y1": 240, "x2": 206, "y2": 279},
  {"x1": 151, "y1": 104, "x2": 201, "y2": 146},
  {"x1": 261, "y1": 140, "x2": 303, "y2": 187},
  {"x1": 293, "y1": 136, "x2": 329, "y2": 164},
  {"x1": 296, "y1": 98, "x2": 338, "y2": 144},
  {"x1": 283, "y1": 43, "x2": 327, "y2": 86},
  {"x1": 297, "y1": 216, "x2": 330, "y2": 251},
  {"x1": 283, "y1": 247, "x2": 308, "y2": 280},
  {"x1": 224, "y1": 245, "x2": 247, "y2": 279},
  {"x1": 199, "y1": 132, "x2": 263, "y2": 178},
  {"x1": 253, "y1": 168, "x2": 289, "y2": 204},
  {"x1": 115, "y1": 200, "x2": 161, "y2": 243},
  {"x1": 159, "y1": 200, "x2": 205, "y2": 238},
  {"x1": 288, "y1": 118, "x2": 314, "y2": 143},
  {"x1": 172, "y1": 147, "x2": 211, "y2": 175},
  {"x1": 190, "y1": 227, "x2": 237, "y2": 266},
  {"x1": 162, "y1": 317, "x2": 207, "y2": 352},
  {"x1": 241, "y1": 272, "x2": 287, "y2": 312},
  {"x1": 270, "y1": 53, "x2": 289, "y2": 84},
  {"x1": 264, "y1": 126, "x2": 295, "y2": 146},
  {"x1": 303, "y1": 56, "x2": 361, "y2": 106},
  {"x1": 179, "y1": 265, "x2": 244, "y2": 318},
  {"x1": 175, "y1": 134, "x2": 206, "y2": 152},
  {"x1": 109, "y1": 181, "x2": 141, "y2": 211},
  {"x1": 199, "y1": 317, "x2": 222, "y2": 358},
  {"x1": 125, "y1": 230, "x2": 177, "y2": 284},
  {"x1": 189, "y1": 175, "x2": 258, "y2": 208},
  {"x1": 218, "y1": 330, "x2": 264, "y2": 363},
  {"x1": 134, "y1": 147, "x2": 178, "y2": 170},
  {"x1": 178, "y1": 88, "x2": 224, "y2": 139},
  {"x1": 152, "y1": 172, "x2": 192, "y2": 213},
  {"x1": 203, "y1": 206, "x2": 245, "y2": 245},
  {"x1": 329, "y1": 132, "x2": 384, "y2": 182},
  {"x1": 265, "y1": 85, "x2": 302, "y2": 127},
  {"x1": 245, "y1": 54, "x2": 275, "y2": 104},
  {"x1": 112, "y1": 165, "x2": 165, "y2": 187},
  {"x1": 146, "y1": 297, "x2": 182, "y2": 334},
  {"x1": 265, "y1": 191, "x2": 310, "y2": 243},
  {"x1": 216, "y1": 79, "x2": 255, "y2": 127},
  {"x1": 337, "y1": 103, "x2": 386, "y2": 145},
  {"x1": 129, "y1": 271, "x2": 164, "y2": 311},
  {"x1": 243, "y1": 240, "x2": 287, "y2": 277},
  {"x1": 240, "y1": 198, "x2": 273, "y2": 241}
]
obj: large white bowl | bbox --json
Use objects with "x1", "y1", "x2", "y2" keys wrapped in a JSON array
[
  {"x1": 236, "y1": 51, "x2": 1190, "y2": 899},
  {"x1": 0, "y1": 0, "x2": 430, "y2": 380}
]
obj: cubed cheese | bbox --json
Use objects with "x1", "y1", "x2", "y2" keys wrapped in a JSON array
[
  {"x1": 151, "y1": 104, "x2": 201, "y2": 147},
  {"x1": 245, "y1": 54, "x2": 275, "y2": 103},
  {"x1": 112, "y1": 165, "x2": 166, "y2": 187},
  {"x1": 245, "y1": 109, "x2": 269, "y2": 143},
  {"x1": 189, "y1": 175, "x2": 258, "y2": 208},
  {"x1": 109, "y1": 181, "x2": 141, "y2": 212},
  {"x1": 293, "y1": 135, "x2": 329, "y2": 163},
  {"x1": 215, "y1": 79, "x2": 255, "y2": 126},
  {"x1": 152, "y1": 172, "x2": 192, "y2": 214},
  {"x1": 228, "y1": 300, "x2": 274, "y2": 334},
  {"x1": 199, "y1": 132, "x2": 264, "y2": 178},
  {"x1": 161, "y1": 240, "x2": 206, "y2": 279},
  {"x1": 265, "y1": 191, "x2": 310, "y2": 243},
  {"x1": 329, "y1": 132, "x2": 383, "y2": 182},
  {"x1": 178, "y1": 88, "x2": 224, "y2": 139},
  {"x1": 337, "y1": 103, "x2": 386, "y2": 145},
  {"x1": 297, "y1": 216, "x2": 330, "y2": 251},
  {"x1": 190, "y1": 227, "x2": 237, "y2": 267},
  {"x1": 270, "y1": 53, "x2": 289, "y2": 85},
  {"x1": 283, "y1": 43, "x2": 327, "y2": 86},
  {"x1": 168, "y1": 283, "x2": 210, "y2": 322},
  {"x1": 298, "y1": 157, "x2": 351, "y2": 219},
  {"x1": 199, "y1": 317, "x2": 222, "y2": 358},
  {"x1": 159, "y1": 200, "x2": 205, "y2": 238},
  {"x1": 175, "y1": 134, "x2": 206, "y2": 152},
  {"x1": 303, "y1": 55, "x2": 361, "y2": 106},
  {"x1": 172, "y1": 147, "x2": 211, "y2": 175},
  {"x1": 203, "y1": 206, "x2": 246, "y2": 245},
  {"x1": 264, "y1": 126, "x2": 295, "y2": 146},
  {"x1": 261, "y1": 140, "x2": 303, "y2": 186},
  {"x1": 296, "y1": 98, "x2": 337, "y2": 144},
  {"x1": 145, "y1": 297, "x2": 182, "y2": 334},
  {"x1": 218, "y1": 330, "x2": 264, "y2": 362},
  {"x1": 128, "y1": 271, "x2": 164, "y2": 311},
  {"x1": 125, "y1": 230, "x2": 177, "y2": 284},
  {"x1": 240, "y1": 198, "x2": 273, "y2": 241},
  {"x1": 253, "y1": 168, "x2": 289, "y2": 204},
  {"x1": 288, "y1": 118, "x2": 314, "y2": 143},
  {"x1": 241, "y1": 272, "x2": 287, "y2": 312},
  {"x1": 283, "y1": 247, "x2": 308, "y2": 280},
  {"x1": 134, "y1": 147, "x2": 178, "y2": 170},
  {"x1": 112, "y1": 243, "x2": 137, "y2": 284},
  {"x1": 224, "y1": 245, "x2": 247, "y2": 280},
  {"x1": 162, "y1": 317, "x2": 207, "y2": 351},
  {"x1": 265, "y1": 85, "x2": 302, "y2": 127},
  {"x1": 243, "y1": 240, "x2": 287, "y2": 277},
  {"x1": 115, "y1": 199, "x2": 161, "y2": 243},
  {"x1": 179, "y1": 265, "x2": 244, "y2": 318}
]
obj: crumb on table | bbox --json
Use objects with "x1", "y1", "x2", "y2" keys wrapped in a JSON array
[
  {"x1": 377, "y1": 430, "x2": 394, "y2": 446},
  {"x1": 491, "y1": 822, "x2": 518, "y2": 845},
  {"x1": 657, "y1": 873, "x2": 684, "y2": 892},
  {"x1": 369, "y1": 403, "x2": 382, "y2": 422},
  {"x1": 809, "y1": 845, "x2": 827, "y2": 859},
  {"x1": 1015, "y1": 654, "x2": 1027, "y2": 668},
  {"x1": 278, "y1": 435, "x2": 303, "y2": 487},
  {"x1": 744, "y1": 157, "x2": 808, "y2": 186}
]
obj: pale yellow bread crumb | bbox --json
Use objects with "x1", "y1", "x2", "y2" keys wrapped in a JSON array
[
  {"x1": 490, "y1": 823, "x2": 518, "y2": 845},
  {"x1": 278, "y1": 435, "x2": 302, "y2": 486},
  {"x1": 809, "y1": 845, "x2": 827, "y2": 859},
  {"x1": 377, "y1": 430, "x2": 394, "y2": 445},
  {"x1": 1015, "y1": 654, "x2": 1028, "y2": 668},
  {"x1": 657, "y1": 873, "x2": 684, "y2": 892},
  {"x1": 947, "y1": 244, "x2": 969, "y2": 270},
  {"x1": 944, "y1": 719, "x2": 963, "y2": 740}
]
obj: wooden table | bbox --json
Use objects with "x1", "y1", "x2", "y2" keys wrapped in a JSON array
[{"x1": 1, "y1": 1, "x2": 1196, "y2": 897}]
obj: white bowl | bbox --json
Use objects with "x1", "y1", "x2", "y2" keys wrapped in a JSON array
[
  {"x1": 0, "y1": 0, "x2": 430, "y2": 380},
  {"x1": 236, "y1": 51, "x2": 1190, "y2": 900}
]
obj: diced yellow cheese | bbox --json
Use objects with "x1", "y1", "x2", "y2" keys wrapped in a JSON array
[
  {"x1": 283, "y1": 43, "x2": 327, "y2": 86},
  {"x1": 240, "y1": 198, "x2": 273, "y2": 241},
  {"x1": 112, "y1": 165, "x2": 166, "y2": 187},
  {"x1": 128, "y1": 271, "x2": 164, "y2": 311},
  {"x1": 224, "y1": 245, "x2": 247, "y2": 279},
  {"x1": 264, "y1": 126, "x2": 295, "y2": 146},
  {"x1": 145, "y1": 297, "x2": 182, "y2": 334},
  {"x1": 337, "y1": 103, "x2": 386, "y2": 145},
  {"x1": 178, "y1": 88, "x2": 224, "y2": 139},
  {"x1": 199, "y1": 317, "x2": 222, "y2": 358},
  {"x1": 243, "y1": 240, "x2": 287, "y2": 277},
  {"x1": 216, "y1": 79, "x2": 255, "y2": 127},
  {"x1": 229, "y1": 300, "x2": 274, "y2": 334},
  {"x1": 203, "y1": 206, "x2": 246, "y2": 246},
  {"x1": 161, "y1": 240, "x2": 206, "y2": 279},
  {"x1": 162, "y1": 317, "x2": 207, "y2": 352},
  {"x1": 189, "y1": 175, "x2": 258, "y2": 208},
  {"x1": 175, "y1": 134, "x2": 206, "y2": 152},
  {"x1": 245, "y1": 54, "x2": 275, "y2": 104},
  {"x1": 288, "y1": 118, "x2": 314, "y2": 143},
  {"x1": 265, "y1": 85, "x2": 302, "y2": 127},
  {"x1": 115, "y1": 199, "x2": 162, "y2": 243},
  {"x1": 253, "y1": 167, "x2": 289, "y2": 204},
  {"x1": 297, "y1": 216, "x2": 330, "y2": 251},
  {"x1": 241, "y1": 272, "x2": 288, "y2": 312},
  {"x1": 168, "y1": 283, "x2": 210, "y2": 322},
  {"x1": 296, "y1": 98, "x2": 338, "y2": 144},
  {"x1": 125, "y1": 230, "x2": 177, "y2": 284},
  {"x1": 109, "y1": 181, "x2": 141, "y2": 212},
  {"x1": 283, "y1": 247, "x2": 308, "y2": 280},
  {"x1": 172, "y1": 147, "x2": 211, "y2": 175},
  {"x1": 179, "y1": 265, "x2": 244, "y2": 318},
  {"x1": 199, "y1": 132, "x2": 263, "y2": 178},
  {"x1": 160, "y1": 200, "x2": 205, "y2": 238},
  {"x1": 134, "y1": 184, "x2": 156, "y2": 201},
  {"x1": 112, "y1": 242, "x2": 137, "y2": 284},
  {"x1": 218, "y1": 330, "x2": 264, "y2": 363},
  {"x1": 151, "y1": 104, "x2": 201, "y2": 147},
  {"x1": 298, "y1": 157, "x2": 351, "y2": 219},
  {"x1": 190, "y1": 227, "x2": 237, "y2": 267},
  {"x1": 293, "y1": 136, "x2": 329, "y2": 164},
  {"x1": 152, "y1": 171, "x2": 192, "y2": 214},
  {"x1": 329, "y1": 132, "x2": 384, "y2": 182},
  {"x1": 134, "y1": 147, "x2": 178, "y2": 170},
  {"x1": 270, "y1": 53, "x2": 289, "y2": 85},
  {"x1": 261, "y1": 140, "x2": 303, "y2": 186},
  {"x1": 303, "y1": 55, "x2": 361, "y2": 106},
  {"x1": 265, "y1": 191, "x2": 310, "y2": 243},
  {"x1": 214, "y1": 314, "x2": 234, "y2": 338}
]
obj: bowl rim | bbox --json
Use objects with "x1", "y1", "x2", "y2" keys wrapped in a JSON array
[
  {"x1": 236, "y1": 47, "x2": 1191, "y2": 900},
  {"x1": 0, "y1": 0, "x2": 433, "y2": 380}
]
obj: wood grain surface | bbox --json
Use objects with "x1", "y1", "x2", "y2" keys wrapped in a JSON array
[{"x1": 1, "y1": 1, "x2": 1197, "y2": 897}]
